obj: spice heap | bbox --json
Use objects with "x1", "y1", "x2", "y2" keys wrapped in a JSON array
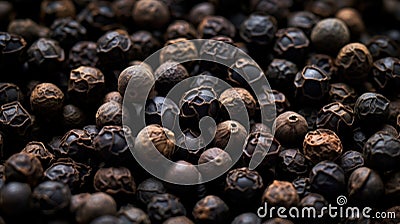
[{"x1": 0, "y1": 0, "x2": 399, "y2": 223}]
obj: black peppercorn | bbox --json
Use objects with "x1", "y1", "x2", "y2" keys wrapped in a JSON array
[
  {"x1": 198, "y1": 16, "x2": 236, "y2": 39},
  {"x1": 338, "y1": 151, "x2": 364, "y2": 176},
  {"x1": 276, "y1": 149, "x2": 310, "y2": 181},
  {"x1": 5, "y1": 152, "x2": 43, "y2": 187},
  {"x1": 93, "y1": 125, "x2": 131, "y2": 166},
  {"x1": 163, "y1": 216, "x2": 193, "y2": 224},
  {"x1": 384, "y1": 171, "x2": 400, "y2": 205},
  {"x1": 262, "y1": 180, "x2": 299, "y2": 208},
  {"x1": 294, "y1": 65, "x2": 330, "y2": 104},
  {"x1": 273, "y1": 111, "x2": 308, "y2": 148},
  {"x1": 32, "y1": 181, "x2": 71, "y2": 216},
  {"x1": 165, "y1": 20, "x2": 198, "y2": 41},
  {"x1": 44, "y1": 158, "x2": 91, "y2": 193},
  {"x1": 348, "y1": 167, "x2": 384, "y2": 206},
  {"x1": 159, "y1": 38, "x2": 198, "y2": 65},
  {"x1": 0, "y1": 32, "x2": 26, "y2": 69},
  {"x1": 95, "y1": 101, "x2": 122, "y2": 128},
  {"x1": 0, "y1": 83, "x2": 23, "y2": 106},
  {"x1": 50, "y1": 18, "x2": 86, "y2": 50},
  {"x1": 76, "y1": 192, "x2": 117, "y2": 224},
  {"x1": 97, "y1": 29, "x2": 133, "y2": 70},
  {"x1": 188, "y1": 2, "x2": 215, "y2": 26},
  {"x1": 21, "y1": 141, "x2": 55, "y2": 169},
  {"x1": 363, "y1": 132, "x2": 400, "y2": 171},
  {"x1": 7, "y1": 19, "x2": 49, "y2": 45},
  {"x1": 93, "y1": 167, "x2": 136, "y2": 202},
  {"x1": 227, "y1": 58, "x2": 264, "y2": 90},
  {"x1": 118, "y1": 206, "x2": 151, "y2": 224},
  {"x1": 192, "y1": 195, "x2": 229, "y2": 224},
  {"x1": 272, "y1": 90, "x2": 291, "y2": 116},
  {"x1": 224, "y1": 167, "x2": 263, "y2": 209},
  {"x1": 370, "y1": 57, "x2": 400, "y2": 97},
  {"x1": 265, "y1": 59, "x2": 298, "y2": 95},
  {"x1": 137, "y1": 178, "x2": 166, "y2": 206},
  {"x1": 62, "y1": 104, "x2": 86, "y2": 129},
  {"x1": 316, "y1": 102, "x2": 355, "y2": 139},
  {"x1": 298, "y1": 193, "x2": 329, "y2": 222},
  {"x1": 27, "y1": 38, "x2": 65, "y2": 75},
  {"x1": 112, "y1": 0, "x2": 135, "y2": 25},
  {"x1": 239, "y1": 13, "x2": 277, "y2": 46},
  {"x1": 145, "y1": 96, "x2": 179, "y2": 130},
  {"x1": 30, "y1": 82, "x2": 64, "y2": 116},
  {"x1": 309, "y1": 161, "x2": 346, "y2": 200},
  {"x1": 287, "y1": 11, "x2": 319, "y2": 36},
  {"x1": 231, "y1": 213, "x2": 261, "y2": 224},
  {"x1": 174, "y1": 129, "x2": 205, "y2": 163},
  {"x1": 366, "y1": 35, "x2": 400, "y2": 60},
  {"x1": 303, "y1": 129, "x2": 343, "y2": 164},
  {"x1": 328, "y1": 83, "x2": 357, "y2": 106},
  {"x1": 133, "y1": 0, "x2": 170, "y2": 29},
  {"x1": 306, "y1": 0, "x2": 337, "y2": 18},
  {"x1": 311, "y1": 18, "x2": 350, "y2": 55},
  {"x1": 292, "y1": 177, "x2": 311, "y2": 198},
  {"x1": 70, "y1": 193, "x2": 91, "y2": 216},
  {"x1": 90, "y1": 216, "x2": 120, "y2": 224},
  {"x1": 77, "y1": 1, "x2": 119, "y2": 39},
  {"x1": 0, "y1": 182, "x2": 32, "y2": 217},
  {"x1": 354, "y1": 92, "x2": 390, "y2": 131},
  {"x1": 130, "y1": 31, "x2": 160, "y2": 61},
  {"x1": 306, "y1": 54, "x2": 336, "y2": 78},
  {"x1": 147, "y1": 193, "x2": 186, "y2": 224},
  {"x1": 336, "y1": 43, "x2": 373, "y2": 84},
  {"x1": 40, "y1": 0, "x2": 76, "y2": 26},
  {"x1": 69, "y1": 41, "x2": 99, "y2": 69},
  {"x1": 273, "y1": 28, "x2": 310, "y2": 65},
  {"x1": 56, "y1": 129, "x2": 93, "y2": 163},
  {"x1": 154, "y1": 61, "x2": 189, "y2": 97}
]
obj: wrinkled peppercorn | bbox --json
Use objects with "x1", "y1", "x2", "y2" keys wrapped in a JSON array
[
  {"x1": 50, "y1": 18, "x2": 86, "y2": 50},
  {"x1": 159, "y1": 38, "x2": 198, "y2": 64},
  {"x1": 354, "y1": 92, "x2": 390, "y2": 131},
  {"x1": 5, "y1": 152, "x2": 43, "y2": 187},
  {"x1": 306, "y1": 54, "x2": 336, "y2": 78},
  {"x1": 133, "y1": 0, "x2": 170, "y2": 29},
  {"x1": 292, "y1": 177, "x2": 311, "y2": 198},
  {"x1": 231, "y1": 212, "x2": 261, "y2": 224},
  {"x1": 27, "y1": 38, "x2": 65, "y2": 75},
  {"x1": 298, "y1": 193, "x2": 328, "y2": 221},
  {"x1": 198, "y1": 147, "x2": 233, "y2": 180},
  {"x1": 336, "y1": 43, "x2": 373, "y2": 84},
  {"x1": 130, "y1": 31, "x2": 160, "y2": 61},
  {"x1": 287, "y1": 11, "x2": 319, "y2": 36},
  {"x1": 118, "y1": 64, "x2": 154, "y2": 102},
  {"x1": 21, "y1": 141, "x2": 55, "y2": 168},
  {"x1": 136, "y1": 178, "x2": 166, "y2": 205},
  {"x1": 163, "y1": 216, "x2": 193, "y2": 224},
  {"x1": 174, "y1": 129, "x2": 205, "y2": 163},
  {"x1": 366, "y1": 35, "x2": 399, "y2": 60},
  {"x1": 262, "y1": 180, "x2": 299, "y2": 208},
  {"x1": 7, "y1": 19, "x2": 49, "y2": 45},
  {"x1": 274, "y1": 111, "x2": 308, "y2": 148},
  {"x1": 316, "y1": 102, "x2": 355, "y2": 138},
  {"x1": 30, "y1": 82, "x2": 64, "y2": 116},
  {"x1": 227, "y1": 58, "x2": 264, "y2": 90},
  {"x1": 0, "y1": 101, "x2": 32, "y2": 138},
  {"x1": 118, "y1": 206, "x2": 151, "y2": 224},
  {"x1": 328, "y1": 83, "x2": 357, "y2": 106},
  {"x1": 145, "y1": 96, "x2": 179, "y2": 130},
  {"x1": 154, "y1": 61, "x2": 189, "y2": 96},
  {"x1": 309, "y1": 161, "x2": 345, "y2": 200},
  {"x1": 263, "y1": 218, "x2": 294, "y2": 224},
  {"x1": 56, "y1": 129, "x2": 93, "y2": 163},
  {"x1": 95, "y1": 101, "x2": 122, "y2": 128},
  {"x1": 62, "y1": 104, "x2": 86, "y2": 129},
  {"x1": 32, "y1": 181, "x2": 71, "y2": 216},
  {"x1": 219, "y1": 87, "x2": 257, "y2": 121},
  {"x1": 0, "y1": 32, "x2": 26, "y2": 69},
  {"x1": 370, "y1": 57, "x2": 400, "y2": 97},
  {"x1": 294, "y1": 65, "x2": 330, "y2": 104},
  {"x1": 40, "y1": 0, "x2": 76, "y2": 26},
  {"x1": 303, "y1": 129, "x2": 343, "y2": 164},
  {"x1": 192, "y1": 195, "x2": 229, "y2": 224},
  {"x1": 213, "y1": 120, "x2": 247, "y2": 151},
  {"x1": 265, "y1": 59, "x2": 298, "y2": 95},
  {"x1": 0, "y1": 83, "x2": 23, "y2": 105},
  {"x1": 338, "y1": 151, "x2": 364, "y2": 176},
  {"x1": 273, "y1": 28, "x2": 309, "y2": 64},
  {"x1": 276, "y1": 149, "x2": 310, "y2": 181},
  {"x1": 311, "y1": 18, "x2": 350, "y2": 55},
  {"x1": 165, "y1": 20, "x2": 198, "y2": 41},
  {"x1": 69, "y1": 41, "x2": 99, "y2": 69},
  {"x1": 198, "y1": 16, "x2": 236, "y2": 39},
  {"x1": 103, "y1": 91, "x2": 122, "y2": 104},
  {"x1": 239, "y1": 13, "x2": 277, "y2": 46},
  {"x1": 363, "y1": 132, "x2": 400, "y2": 171},
  {"x1": 147, "y1": 193, "x2": 186, "y2": 224},
  {"x1": 188, "y1": 3, "x2": 215, "y2": 26}
]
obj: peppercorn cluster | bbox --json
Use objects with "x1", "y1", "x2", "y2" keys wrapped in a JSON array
[{"x1": 0, "y1": 0, "x2": 399, "y2": 224}]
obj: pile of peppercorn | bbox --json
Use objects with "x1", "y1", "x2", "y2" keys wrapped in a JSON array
[{"x1": 0, "y1": 0, "x2": 400, "y2": 223}]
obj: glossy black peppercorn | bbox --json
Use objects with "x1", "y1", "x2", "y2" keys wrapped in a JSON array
[
  {"x1": 348, "y1": 167, "x2": 384, "y2": 206},
  {"x1": 328, "y1": 83, "x2": 357, "y2": 106},
  {"x1": 27, "y1": 38, "x2": 65, "y2": 74},
  {"x1": 309, "y1": 161, "x2": 346, "y2": 200},
  {"x1": 0, "y1": 32, "x2": 26, "y2": 69},
  {"x1": 274, "y1": 111, "x2": 308, "y2": 148},
  {"x1": 56, "y1": 129, "x2": 93, "y2": 163},
  {"x1": 306, "y1": 54, "x2": 336, "y2": 78},
  {"x1": 239, "y1": 13, "x2": 277, "y2": 46},
  {"x1": 32, "y1": 181, "x2": 71, "y2": 216},
  {"x1": 192, "y1": 195, "x2": 229, "y2": 224},
  {"x1": 265, "y1": 59, "x2": 298, "y2": 95},
  {"x1": 366, "y1": 35, "x2": 400, "y2": 60},
  {"x1": 145, "y1": 96, "x2": 179, "y2": 130},
  {"x1": 292, "y1": 177, "x2": 311, "y2": 198},
  {"x1": 294, "y1": 65, "x2": 330, "y2": 104},
  {"x1": 370, "y1": 57, "x2": 400, "y2": 97},
  {"x1": 276, "y1": 149, "x2": 310, "y2": 181},
  {"x1": 363, "y1": 132, "x2": 400, "y2": 171},
  {"x1": 354, "y1": 92, "x2": 390, "y2": 130},
  {"x1": 273, "y1": 28, "x2": 310, "y2": 64},
  {"x1": 287, "y1": 11, "x2": 319, "y2": 36},
  {"x1": 303, "y1": 129, "x2": 343, "y2": 164},
  {"x1": 50, "y1": 18, "x2": 86, "y2": 50},
  {"x1": 316, "y1": 102, "x2": 355, "y2": 138},
  {"x1": 298, "y1": 193, "x2": 329, "y2": 221},
  {"x1": 5, "y1": 152, "x2": 43, "y2": 187},
  {"x1": 68, "y1": 41, "x2": 99, "y2": 69},
  {"x1": 0, "y1": 182, "x2": 32, "y2": 217},
  {"x1": 336, "y1": 43, "x2": 373, "y2": 84},
  {"x1": 311, "y1": 18, "x2": 350, "y2": 55},
  {"x1": 147, "y1": 193, "x2": 186, "y2": 224}
]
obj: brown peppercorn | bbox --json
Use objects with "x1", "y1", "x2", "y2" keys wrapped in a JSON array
[
  {"x1": 62, "y1": 104, "x2": 86, "y2": 128},
  {"x1": 154, "y1": 61, "x2": 189, "y2": 96},
  {"x1": 335, "y1": 43, "x2": 373, "y2": 84},
  {"x1": 303, "y1": 129, "x2": 343, "y2": 164},
  {"x1": 188, "y1": 2, "x2": 215, "y2": 26},
  {"x1": 118, "y1": 64, "x2": 154, "y2": 101},
  {"x1": 159, "y1": 38, "x2": 198, "y2": 64},
  {"x1": 0, "y1": 101, "x2": 33, "y2": 139},
  {"x1": 262, "y1": 180, "x2": 299, "y2": 208},
  {"x1": 165, "y1": 20, "x2": 198, "y2": 41},
  {"x1": 335, "y1": 8, "x2": 365, "y2": 40},
  {"x1": 192, "y1": 195, "x2": 229, "y2": 224},
  {"x1": 219, "y1": 87, "x2": 257, "y2": 120},
  {"x1": 68, "y1": 41, "x2": 99, "y2": 69},
  {"x1": 311, "y1": 18, "x2": 350, "y2": 55},
  {"x1": 68, "y1": 66, "x2": 105, "y2": 105},
  {"x1": 132, "y1": 0, "x2": 170, "y2": 29},
  {"x1": 96, "y1": 29, "x2": 133, "y2": 70},
  {"x1": 103, "y1": 91, "x2": 122, "y2": 104},
  {"x1": 21, "y1": 141, "x2": 55, "y2": 169},
  {"x1": 274, "y1": 111, "x2": 308, "y2": 148},
  {"x1": 385, "y1": 171, "x2": 400, "y2": 203},
  {"x1": 163, "y1": 216, "x2": 193, "y2": 224},
  {"x1": 5, "y1": 152, "x2": 43, "y2": 187},
  {"x1": 348, "y1": 167, "x2": 384, "y2": 206},
  {"x1": 198, "y1": 147, "x2": 233, "y2": 180},
  {"x1": 40, "y1": 0, "x2": 76, "y2": 26},
  {"x1": 7, "y1": 19, "x2": 49, "y2": 45},
  {"x1": 112, "y1": 0, "x2": 136, "y2": 25},
  {"x1": 306, "y1": 0, "x2": 337, "y2": 18},
  {"x1": 30, "y1": 83, "x2": 64, "y2": 116},
  {"x1": 95, "y1": 101, "x2": 122, "y2": 128},
  {"x1": 76, "y1": 192, "x2": 117, "y2": 224},
  {"x1": 118, "y1": 206, "x2": 151, "y2": 224},
  {"x1": 198, "y1": 16, "x2": 236, "y2": 39},
  {"x1": 263, "y1": 218, "x2": 294, "y2": 224},
  {"x1": 130, "y1": 31, "x2": 160, "y2": 61},
  {"x1": 164, "y1": 160, "x2": 201, "y2": 185},
  {"x1": 213, "y1": 120, "x2": 248, "y2": 151},
  {"x1": 328, "y1": 83, "x2": 357, "y2": 106},
  {"x1": 94, "y1": 167, "x2": 136, "y2": 199}
]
